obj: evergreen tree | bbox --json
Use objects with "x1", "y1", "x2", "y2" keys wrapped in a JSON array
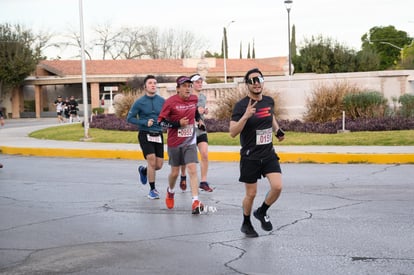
[
  {"x1": 293, "y1": 35, "x2": 358, "y2": 73},
  {"x1": 291, "y1": 24, "x2": 297, "y2": 57},
  {"x1": 252, "y1": 39, "x2": 255, "y2": 59},
  {"x1": 247, "y1": 42, "x2": 251, "y2": 59},
  {"x1": 239, "y1": 41, "x2": 242, "y2": 59},
  {"x1": 223, "y1": 27, "x2": 228, "y2": 59},
  {"x1": 361, "y1": 25, "x2": 412, "y2": 70},
  {"x1": 0, "y1": 23, "x2": 40, "y2": 88}
]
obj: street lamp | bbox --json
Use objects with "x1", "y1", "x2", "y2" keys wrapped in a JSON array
[
  {"x1": 379, "y1": 41, "x2": 403, "y2": 50},
  {"x1": 223, "y1": 20, "x2": 235, "y2": 83},
  {"x1": 78, "y1": 0, "x2": 89, "y2": 139},
  {"x1": 284, "y1": 0, "x2": 293, "y2": 76}
]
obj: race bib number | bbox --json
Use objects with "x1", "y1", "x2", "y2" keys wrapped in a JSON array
[
  {"x1": 147, "y1": 134, "x2": 162, "y2": 143},
  {"x1": 178, "y1": 125, "x2": 194, "y2": 137},
  {"x1": 256, "y1": 128, "x2": 272, "y2": 145}
]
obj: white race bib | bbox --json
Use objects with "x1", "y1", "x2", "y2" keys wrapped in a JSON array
[
  {"x1": 177, "y1": 125, "x2": 194, "y2": 137},
  {"x1": 256, "y1": 128, "x2": 272, "y2": 145},
  {"x1": 147, "y1": 134, "x2": 162, "y2": 143}
]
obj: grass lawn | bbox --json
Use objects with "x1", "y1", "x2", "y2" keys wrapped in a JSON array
[{"x1": 29, "y1": 123, "x2": 414, "y2": 146}]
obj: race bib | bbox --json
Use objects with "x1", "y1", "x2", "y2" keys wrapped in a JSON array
[
  {"x1": 147, "y1": 134, "x2": 162, "y2": 143},
  {"x1": 256, "y1": 128, "x2": 272, "y2": 145},
  {"x1": 178, "y1": 125, "x2": 194, "y2": 137}
]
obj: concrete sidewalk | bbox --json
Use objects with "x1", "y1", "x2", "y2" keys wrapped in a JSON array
[{"x1": 1, "y1": 118, "x2": 413, "y2": 164}]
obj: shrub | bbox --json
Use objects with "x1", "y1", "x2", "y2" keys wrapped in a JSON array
[
  {"x1": 89, "y1": 114, "x2": 414, "y2": 133},
  {"x1": 92, "y1": 107, "x2": 104, "y2": 115},
  {"x1": 90, "y1": 114, "x2": 138, "y2": 131},
  {"x1": 114, "y1": 93, "x2": 140, "y2": 119},
  {"x1": 304, "y1": 81, "x2": 361, "y2": 122},
  {"x1": 280, "y1": 117, "x2": 414, "y2": 133},
  {"x1": 343, "y1": 91, "x2": 388, "y2": 119},
  {"x1": 398, "y1": 93, "x2": 414, "y2": 117},
  {"x1": 204, "y1": 118, "x2": 230, "y2": 132},
  {"x1": 213, "y1": 87, "x2": 243, "y2": 120}
]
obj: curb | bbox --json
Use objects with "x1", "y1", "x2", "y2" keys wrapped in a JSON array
[{"x1": 2, "y1": 146, "x2": 414, "y2": 164}]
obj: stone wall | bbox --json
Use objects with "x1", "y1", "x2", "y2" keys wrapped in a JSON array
[
  {"x1": 13, "y1": 70, "x2": 414, "y2": 120},
  {"x1": 167, "y1": 70, "x2": 414, "y2": 121}
]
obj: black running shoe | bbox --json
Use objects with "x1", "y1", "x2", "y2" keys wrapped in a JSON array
[
  {"x1": 254, "y1": 209, "x2": 273, "y2": 231},
  {"x1": 241, "y1": 223, "x2": 258, "y2": 238}
]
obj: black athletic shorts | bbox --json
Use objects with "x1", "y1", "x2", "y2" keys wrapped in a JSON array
[
  {"x1": 138, "y1": 131, "x2": 164, "y2": 159},
  {"x1": 196, "y1": 133, "x2": 208, "y2": 144},
  {"x1": 239, "y1": 153, "x2": 282, "y2": 183}
]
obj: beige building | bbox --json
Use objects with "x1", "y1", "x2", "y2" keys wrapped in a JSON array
[
  {"x1": 2, "y1": 57, "x2": 414, "y2": 121},
  {"x1": 4, "y1": 57, "x2": 287, "y2": 119}
]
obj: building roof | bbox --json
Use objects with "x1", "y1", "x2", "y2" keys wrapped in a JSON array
[{"x1": 36, "y1": 57, "x2": 288, "y2": 79}]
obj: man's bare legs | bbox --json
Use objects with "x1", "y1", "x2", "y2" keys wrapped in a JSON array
[{"x1": 197, "y1": 141, "x2": 208, "y2": 182}]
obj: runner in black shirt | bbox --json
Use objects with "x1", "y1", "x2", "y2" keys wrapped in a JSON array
[{"x1": 230, "y1": 68, "x2": 285, "y2": 237}]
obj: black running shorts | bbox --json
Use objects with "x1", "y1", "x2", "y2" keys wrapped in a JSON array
[
  {"x1": 138, "y1": 131, "x2": 164, "y2": 159},
  {"x1": 239, "y1": 153, "x2": 282, "y2": 183}
]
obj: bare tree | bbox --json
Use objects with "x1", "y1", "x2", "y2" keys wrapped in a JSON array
[
  {"x1": 158, "y1": 28, "x2": 205, "y2": 59},
  {"x1": 144, "y1": 26, "x2": 161, "y2": 59},
  {"x1": 31, "y1": 30, "x2": 60, "y2": 59},
  {"x1": 159, "y1": 28, "x2": 176, "y2": 59},
  {"x1": 38, "y1": 24, "x2": 207, "y2": 60},
  {"x1": 60, "y1": 28, "x2": 93, "y2": 60},
  {"x1": 115, "y1": 26, "x2": 149, "y2": 59},
  {"x1": 93, "y1": 22, "x2": 121, "y2": 60}
]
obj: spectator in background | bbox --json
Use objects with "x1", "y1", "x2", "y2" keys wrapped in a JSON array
[
  {"x1": 54, "y1": 96, "x2": 66, "y2": 123},
  {"x1": 63, "y1": 97, "x2": 70, "y2": 120},
  {"x1": 0, "y1": 109, "x2": 4, "y2": 167},
  {"x1": 0, "y1": 108, "x2": 4, "y2": 127},
  {"x1": 68, "y1": 96, "x2": 80, "y2": 123}
]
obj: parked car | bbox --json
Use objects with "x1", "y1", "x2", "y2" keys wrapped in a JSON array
[{"x1": 101, "y1": 93, "x2": 118, "y2": 108}]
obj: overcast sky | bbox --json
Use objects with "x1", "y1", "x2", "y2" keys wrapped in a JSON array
[{"x1": 1, "y1": 0, "x2": 413, "y2": 59}]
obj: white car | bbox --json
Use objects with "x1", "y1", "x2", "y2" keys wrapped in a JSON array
[{"x1": 100, "y1": 93, "x2": 117, "y2": 108}]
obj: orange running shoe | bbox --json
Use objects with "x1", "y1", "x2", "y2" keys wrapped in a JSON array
[
  {"x1": 165, "y1": 188, "x2": 175, "y2": 209},
  {"x1": 191, "y1": 200, "x2": 204, "y2": 215}
]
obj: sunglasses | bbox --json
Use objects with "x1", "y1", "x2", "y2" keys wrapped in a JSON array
[{"x1": 246, "y1": 76, "x2": 264, "y2": 85}]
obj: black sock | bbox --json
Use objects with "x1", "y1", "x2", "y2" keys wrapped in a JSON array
[
  {"x1": 259, "y1": 202, "x2": 270, "y2": 215},
  {"x1": 243, "y1": 214, "x2": 251, "y2": 225},
  {"x1": 149, "y1": 182, "x2": 155, "y2": 190},
  {"x1": 200, "y1": 181, "x2": 207, "y2": 185}
]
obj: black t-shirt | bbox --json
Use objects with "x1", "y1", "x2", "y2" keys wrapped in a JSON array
[
  {"x1": 68, "y1": 100, "x2": 78, "y2": 112},
  {"x1": 231, "y1": 96, "x2": 276, "y2": 160}
]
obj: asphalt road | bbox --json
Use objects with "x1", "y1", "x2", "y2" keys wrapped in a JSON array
[{"x1": 0, "y1": 155, "x2": 413, "y2": 274}]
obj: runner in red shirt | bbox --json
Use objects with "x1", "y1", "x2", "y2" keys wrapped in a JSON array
[{"x1": 158, "y1": 76, "x2": 206, "y2": 214}]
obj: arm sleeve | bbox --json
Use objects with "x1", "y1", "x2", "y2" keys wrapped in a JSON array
[
  {"x1": 158, "y1": 118, "x2": 180, "y2": 128},
  {"x1": 195, "y1": 109, "x2": 201, "y2": 122}
]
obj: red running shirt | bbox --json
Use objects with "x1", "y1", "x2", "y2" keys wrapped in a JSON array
[{"x1": 158, "y1": 94, "x2": 198, "y2": 147}]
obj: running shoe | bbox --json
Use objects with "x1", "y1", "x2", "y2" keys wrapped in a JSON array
[
  {"x1": 191, "y1": 200, "x2": 204, "y2": 214},
  {"x1": 138, "y1": 165, "x2": 147, "y2": 185},
  {"x1": 165, "y1": 188, "x2": 175, "y2": 209},
  {"x1": 199, "y1": 182, "x2": 213, "y2": 192},
  {"x1": 180, "y1": 176, "x2": 187, "y2": 191},
  {"x1": 148, "y1": 189, "x2": 160, "y2": 200},
  {"x1": 253, "y1": 208, "x2": 273, "y2": 231},
  {"x1": 241, "y1": 223, "x2": 259, "y2": 238}
]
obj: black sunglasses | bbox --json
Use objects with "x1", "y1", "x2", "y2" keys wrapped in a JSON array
[{"x1": 246, "y1": 76, "x2": 264, "y2": 85}]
